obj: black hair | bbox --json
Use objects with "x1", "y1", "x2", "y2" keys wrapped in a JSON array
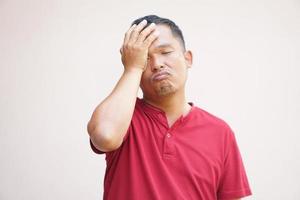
[{"x1": 131, "y1": 15, "x2": 186, "y2": 50}]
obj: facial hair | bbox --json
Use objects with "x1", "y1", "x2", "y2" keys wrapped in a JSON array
[{"x1": 154, "y1": 80, "x2": 176, "y2": 96}]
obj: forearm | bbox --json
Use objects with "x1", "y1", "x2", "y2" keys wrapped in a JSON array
[
  {"x1": 88, "y1": 20, "x2": 158, "y2": 152},
  {"x1": 88, "y1": 68, "x2": 143, "y2": 151}
]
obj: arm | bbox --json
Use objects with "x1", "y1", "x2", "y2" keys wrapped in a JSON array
[
  {"x1": 87, "y1": 20, "x2": 159, "y2": 152},
  {"x1": 87, "y1": 69, "x2": 142, "y2": 152}
]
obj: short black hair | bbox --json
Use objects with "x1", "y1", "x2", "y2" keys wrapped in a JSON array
[{"x1": 131, "y1": 15, "x2": 186, "y2": 50}]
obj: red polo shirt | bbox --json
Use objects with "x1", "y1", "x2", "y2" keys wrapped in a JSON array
[{"x1": 90, "y1": 98, "x2": 252, "y2": 200}]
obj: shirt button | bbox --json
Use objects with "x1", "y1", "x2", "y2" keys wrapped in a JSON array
[{"x1": 166, "y1": 133, "x2": 171, "y2": 138}]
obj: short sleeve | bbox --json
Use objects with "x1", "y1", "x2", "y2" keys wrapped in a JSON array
[
  {"x1": 88, "y1": 98, "x2": 139, "y2": 155},
  {"x1": 217, "y1": 129, "x2": 252, "y2": 200},
  {"x1": 89, "y1": 125, "x2": 131, "y2": 155},
  {"x1": 89, "y1": 139, "x2": 105, "y2": 154}
]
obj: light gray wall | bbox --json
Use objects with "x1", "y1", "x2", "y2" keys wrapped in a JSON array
[{"x1": 1, "y1": 0, "x2": 299, "y2": 199}]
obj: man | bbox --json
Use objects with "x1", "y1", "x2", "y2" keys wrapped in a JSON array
[{"x1": 87, "y1": 15, "x2": 252, "y2": 200}]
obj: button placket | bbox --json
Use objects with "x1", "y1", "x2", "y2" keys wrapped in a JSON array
[{"x1": 163, "y1": 132, "x2": 175, "y2": 156}]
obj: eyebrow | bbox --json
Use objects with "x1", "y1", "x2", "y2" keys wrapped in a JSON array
[{"x1": 154, "y1": 44, "x2": 174, "y2": 49}]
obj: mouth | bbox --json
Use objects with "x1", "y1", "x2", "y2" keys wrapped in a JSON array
[{"x1": 152, "y1": 71, "x2": 170, "y2": 81}]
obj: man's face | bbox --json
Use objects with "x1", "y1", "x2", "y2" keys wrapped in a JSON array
[{"x1": 140, "y1": 25, "x2": 192, "y2": 98}]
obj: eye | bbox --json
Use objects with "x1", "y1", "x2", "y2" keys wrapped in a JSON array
[{"x1": 161, "y1": 51, "x2": 173, "y2": 55}]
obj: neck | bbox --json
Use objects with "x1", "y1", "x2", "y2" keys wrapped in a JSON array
[{"x1": 143, "y1": 90, "x2": 191, "y2": 126}]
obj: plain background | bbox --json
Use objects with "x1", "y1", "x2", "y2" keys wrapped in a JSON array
[{"x1": 1, "y1": 0, "x2": 299, "y2": 199}]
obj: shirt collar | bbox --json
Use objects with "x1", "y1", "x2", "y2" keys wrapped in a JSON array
[{"x1": 137, "y1": 97, "x2": 195, "y2": 123}]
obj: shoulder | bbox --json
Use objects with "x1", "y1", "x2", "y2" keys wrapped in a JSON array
[
  {"x1": 132, "y1": 97, "x2": 146, "y2": 116},
  {"x1": 190, "y1": 105, "x2": 236, "y2": 145},
  {"x1": 192, "y1": 106, "x2": 233, "y2": 132},
  {"x1": 135, "y1": 97, "x2": 144, "y2": 109}
]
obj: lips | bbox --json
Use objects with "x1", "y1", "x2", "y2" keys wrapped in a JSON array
[{"x1": 152, "y1": 71, "x2": 170, "y2": 81}]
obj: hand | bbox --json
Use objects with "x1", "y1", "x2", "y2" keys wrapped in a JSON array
[{"x1": 120, "y1": 20, "x2": 159, "y2": 72}]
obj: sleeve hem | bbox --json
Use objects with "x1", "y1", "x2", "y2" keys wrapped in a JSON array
[
  {"x1": 89, "y1": 139, "x2": 105, "y2": 154},
  {"x1": 218, "y1": 188, "x2": 252, "y2": 200}
]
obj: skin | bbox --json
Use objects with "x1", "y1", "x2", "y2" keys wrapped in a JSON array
[
  {"x1": 87, "y1": 19, "x2": 243, "y2": 200},
  {"x1": 139, "y1": 24, "x2": 193, "y2": 127},
  {"x1": 87, "y1": 20, "x2": 160, "y2": 151},
  {"x1": 88, "y1": 19, "x2": 193, "y2": 149}
]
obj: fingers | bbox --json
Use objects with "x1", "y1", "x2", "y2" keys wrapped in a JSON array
[
  {"x1": 120, "y1": 20, "x2": 160, "y2": 71},
  {"x1": 123, "y1": 24, "x2": 137, "y2": 45},
  {"x1": 143, "y1": 30, "x2": 160, "y2": 47},
  {"x1": 135, "y1": 22, "x2": 156, "y2": 44},
  {"x1": 128, "y1": 19, "x2": 148, "y2": 44},
  {"x1": 121, "y1": 19, "x2": 160, "y2": 56}
]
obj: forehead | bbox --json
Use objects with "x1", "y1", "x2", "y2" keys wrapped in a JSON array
[{"x1": 149, "y1": 25, "x2": 181, "y2": 50}]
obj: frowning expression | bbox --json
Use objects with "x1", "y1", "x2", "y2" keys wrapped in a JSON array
[{"x1": 140, "y1": 25, "x2": 192, "y2": 98}]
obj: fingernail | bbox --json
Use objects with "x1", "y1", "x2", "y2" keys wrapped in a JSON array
[
  {"x1": 150, "y1": 23, "x2": 155, "y2": 27},
  {"x1": 141, "y1": 19, "x2": 147, "y2": 24}
]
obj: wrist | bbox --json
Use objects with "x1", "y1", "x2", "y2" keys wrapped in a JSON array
[{"x1": 124, "y1": 67, "x2": 144, "y2": 75}]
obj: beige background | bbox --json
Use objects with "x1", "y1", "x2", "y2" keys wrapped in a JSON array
[{"x1": 1, "y1": 0, "x2": 299, "y2": 199}]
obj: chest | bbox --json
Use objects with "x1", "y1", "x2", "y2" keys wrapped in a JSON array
[{"x1": 129, "y1": 115, "x2": 224, "y2": 183}]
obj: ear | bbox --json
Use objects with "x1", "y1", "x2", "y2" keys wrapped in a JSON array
[{"x1": 184, "y1": 50, "x2": 193, "y2": 68}]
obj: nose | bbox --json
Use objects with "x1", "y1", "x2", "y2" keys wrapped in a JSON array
[{"x1": 148, "y1": 56, "x2": 164, "y2": 72}]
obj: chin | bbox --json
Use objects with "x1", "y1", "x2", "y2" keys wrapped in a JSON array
[{"x1": 155, "y1": 84, "x2": 176, "y2": 96}]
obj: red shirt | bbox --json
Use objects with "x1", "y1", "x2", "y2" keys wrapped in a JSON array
[{"x1": 90, "y1": 98, "x2": 252, "y2": 200}]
